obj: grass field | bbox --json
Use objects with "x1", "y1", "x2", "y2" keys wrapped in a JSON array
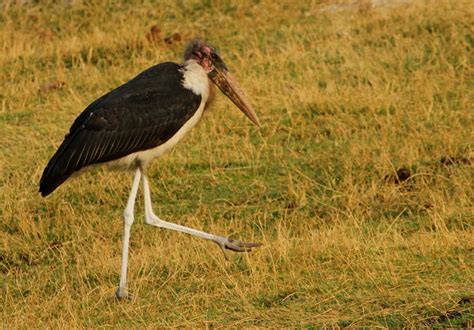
[{"x1": 1, "y1": 0, "x2": 473, "y2": 327}]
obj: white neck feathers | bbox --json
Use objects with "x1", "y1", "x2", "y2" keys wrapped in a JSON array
[{"x1": 180, "y1": 60, "x2": 210, "y2": 102}]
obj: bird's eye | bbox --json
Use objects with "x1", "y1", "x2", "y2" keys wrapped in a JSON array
[{"x1": 211, "y1": 53, "x2": 218, "y2": 59}]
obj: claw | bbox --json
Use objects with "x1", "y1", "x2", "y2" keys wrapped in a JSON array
[
  {"x1": 213, "y1": 237, "x2": 262, "y2": 259},
  {"x1": 225, "y1": 238, "x2": 263, "y2": 252},
  {"x1": 115, "y1": 288, "x2": 134, "y2": 301}
]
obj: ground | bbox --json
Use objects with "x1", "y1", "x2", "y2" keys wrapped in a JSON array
[{"x1": 1, "y1": 0, "x2": 473, "y2": 327}]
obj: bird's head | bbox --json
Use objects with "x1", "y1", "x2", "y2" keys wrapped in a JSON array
[{"x1": 184, "y1": 38, "x2": 260, "y2": 127}]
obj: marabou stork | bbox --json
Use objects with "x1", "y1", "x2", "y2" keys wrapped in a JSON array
[{"x1": 39, "y1": 39, "x2": 262, "y2": 300}]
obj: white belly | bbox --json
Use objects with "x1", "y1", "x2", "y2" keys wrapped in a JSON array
[{"x1": 105, "y1": 100, "x2": 206, "y2": 170}]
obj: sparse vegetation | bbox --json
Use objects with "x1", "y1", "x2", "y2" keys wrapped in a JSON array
[{"x1": 1, "y1": 0, "x2": 473, "y2": 327}]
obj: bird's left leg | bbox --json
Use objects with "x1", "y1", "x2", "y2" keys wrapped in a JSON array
[
  {"x1": 141, "y1": 174, "x2": 261, "y2": 258},
  {"x1": 116, "y1": 168, "x2": 141, "y2": 300}
]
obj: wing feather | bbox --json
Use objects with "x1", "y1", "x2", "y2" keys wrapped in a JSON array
[
  {"x1": 90, "y1": 138, "x2": 102, "y2": 162},
  {"x1": 40, "y1": 62, "x2": 202, "y2": 196}
]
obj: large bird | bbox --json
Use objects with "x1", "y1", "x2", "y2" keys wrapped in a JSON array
[{"x1": 39, "y1": 38, "x2": 262, "y2": 300}]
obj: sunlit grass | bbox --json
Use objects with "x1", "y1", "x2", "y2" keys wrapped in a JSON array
[{"x1": 1, "y1": 0, "x2": 473, "y2": 327}]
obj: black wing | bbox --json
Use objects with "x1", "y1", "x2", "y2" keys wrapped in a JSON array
[{"x1": 40, "y1": 62, "x2": 202, "y2": 196}]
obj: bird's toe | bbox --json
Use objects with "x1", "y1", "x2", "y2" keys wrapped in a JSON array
[
  {"x1": 115, "y1": 288, "x2": 134, "y2": 302},
  {"x1": 214, "y1": 237, "x2": 262, "y2": 257}
]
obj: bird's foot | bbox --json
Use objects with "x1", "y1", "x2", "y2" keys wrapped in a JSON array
[
  {"x1": 214, "y1": 236, "x2": 262, "y2": 260},
  {"x1": 115, "y1": 288, "x2": 134, "y2": 302}
]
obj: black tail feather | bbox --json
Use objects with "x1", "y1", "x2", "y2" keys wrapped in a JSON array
[
  {"x1": 39, "y1": 151, "x2": 74, "y2": 197},
  {"x1": 39, "y1": 131, "x2": 85, "y2": 197}
]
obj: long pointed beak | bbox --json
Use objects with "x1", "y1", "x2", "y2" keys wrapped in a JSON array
[{"x1": 208, "y1": 67, "x2": 261, "y2": 127}]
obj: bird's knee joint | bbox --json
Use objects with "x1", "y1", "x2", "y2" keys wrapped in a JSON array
[
  {"x1": 144, "y1": 215, "x2": 162, "y2": 227},
  {"x1": 123, "y1": 210, "x2": 135, "y2": 226}
]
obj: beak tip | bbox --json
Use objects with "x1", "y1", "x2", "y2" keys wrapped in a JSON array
[{"x1": 248, "y1": 113, "x2": 261, "y2": 128}]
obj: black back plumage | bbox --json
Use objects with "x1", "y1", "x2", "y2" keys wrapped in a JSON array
[{"x1": 40, "y1": 62, "x2": 202, "y2": 197}]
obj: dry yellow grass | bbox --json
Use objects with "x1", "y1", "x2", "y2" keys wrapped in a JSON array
[{"x1": 1, "y1": 0, "x2": 473, "y2": 327}]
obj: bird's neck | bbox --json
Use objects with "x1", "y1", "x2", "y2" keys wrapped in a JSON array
[{"x1": 181, "y1": 60, "x2": 210, "y2": 102}]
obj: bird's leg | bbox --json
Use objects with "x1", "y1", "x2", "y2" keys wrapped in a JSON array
[
  {"x1": 116, "y1": 168, "x2": 142, "y2": 300},
  {"x1": 141, "y1": 174, "x2": 261, "y2": 259}
]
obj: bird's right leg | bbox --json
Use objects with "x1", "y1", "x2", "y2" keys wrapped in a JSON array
[
  {"x1": 116, "y1": 168, "x2": 141, "y2": 300},
  {"x1": 141, "y1": 174, "x2": 261, "y2": 259}
]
